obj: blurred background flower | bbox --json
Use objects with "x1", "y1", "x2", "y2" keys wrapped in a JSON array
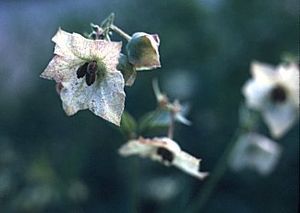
[
  {"x1": 229, "y1": 133, "x2": 282, "y2": 175},
  {"x1": 242, "y1": 62, "x2": 299, "y2": 138}
]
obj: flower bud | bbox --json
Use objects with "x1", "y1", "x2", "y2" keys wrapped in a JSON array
[{"x1": 126, "y1": 32, "x2": 161, "y2": 70}]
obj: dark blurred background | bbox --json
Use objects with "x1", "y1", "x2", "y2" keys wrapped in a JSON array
[{"x1": 0, "y1": 0, "x2": 299, "y2": 212}]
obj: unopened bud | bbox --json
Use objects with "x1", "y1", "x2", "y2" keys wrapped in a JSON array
[{"x1": 126, "y1": 32, "x2": 161, "y2": 70}]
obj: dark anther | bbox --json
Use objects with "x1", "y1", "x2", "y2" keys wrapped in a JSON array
[
  {"x1": 85, "y1": 72, "x2": 96, "y2": 86},
  {"x1": 85, "y1": 61, "x2": 98, "y2": 86},
  {"x1": 76, "y1": 63, "x2": 88, "y2": 78},
  {"x1": 77, "y1": 61, "x2": 98, "y2": 86},
  {"x1": 270, "y1": 85, "x2": 287, "y2": 103},
  {"x1": 87, "y1": 61, "x2": 98, "y2": 75},
  {"x1": 156, "y1": 147, "x2": 174, "y2": 163}
]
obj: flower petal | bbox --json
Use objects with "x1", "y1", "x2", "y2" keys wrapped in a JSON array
[
  {"x1": 229, "y1": 133, "x2": 282, "y2": 175},
  {"x1": 40, "y1": 55, "x2": 82, "y2": 82},
  {"x1": 251, "y1": 61, "x2": 277, "y2": 84},
  {"x1": 262, "y1": 102, "x2": 298, "y2": 138},
  {"x1": 52, "y1": 28, "x2": 122, "y2": 71},
  {"x1": 70, "y1": 32, "x2": 122, "y2": 72},
  {"x1": 278, "y1": 63, "x2": 300, "y2": 106},
  {"x1": 52, "y1": 28, "x2": 77, "y2": 60},
  {"x1": 242, "y1": 79, "x2": 273, "y2": 110},
  {"x1": 60, "y1": 71, "x2": 125, "y2": 126},
  {"x1": 119, "y1": 137, "x2": 208, "y2": 180}
]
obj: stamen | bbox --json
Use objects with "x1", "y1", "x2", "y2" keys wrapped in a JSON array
[
  {"x1": 270, "y1": 85, "x2": 286, "y2": 103},
  {"x1": 76, "y1": 63, "x2": 88, "y2": 78},
  {"x1": 86, "y1": 72, "x2": 96, "y2": 86},
  {"x1": 157, "y1": 147, "x2": 174, "y2": 163},
  {"x1": 85, "y1": 61, "x2": 98, "y2": 86}
]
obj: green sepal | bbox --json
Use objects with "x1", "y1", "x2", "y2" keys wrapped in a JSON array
[
  {"x1": 117, "y1": 54, "x2": 137, "y2": 86},
  {"x1": 120, "y1": 111, "x2": 138, "y2": 139}
]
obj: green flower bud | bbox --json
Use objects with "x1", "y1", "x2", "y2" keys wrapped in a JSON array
[
  {"x1": 117, "y1": 54, "x2": 137, "y2": 86},
  {"x1": 126, "y1": 32, "x2": 161, "y2": 70}
]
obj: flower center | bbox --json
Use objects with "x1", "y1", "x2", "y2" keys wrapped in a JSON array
[
  {"x1": 270, "y1": 85, "x2": 287, "y2": 103},
  {"x1": 76, "y1": 61, "x2": 98, "y2": 86},
  {"x1": 156, "y1": 147, "x2": 174, "y2": 163}
]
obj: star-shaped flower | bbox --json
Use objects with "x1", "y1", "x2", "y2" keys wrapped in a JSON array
[
  {"x1": 119, "y1": 137, "x2": 208, "y2": 180},
  {"x1": 41, "y1": 28, "x2": 125, "y2": 125},
  {"x1": 242, "y1": 61, "x2": 299, "y2": 138}
]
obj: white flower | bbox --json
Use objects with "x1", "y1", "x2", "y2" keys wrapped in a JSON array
[
  {"x1": 40, "y1": 28, "x2": 125, "y2": 126},
  {"x1": 229, "y1": 133, "x2": 282, "y2": 176},
  {"x1": 242, "y1": 61, "x2": 299, "y2": 138},
  {"x1": 119, "y1": 137, "x2": 208, "y2": 180}
]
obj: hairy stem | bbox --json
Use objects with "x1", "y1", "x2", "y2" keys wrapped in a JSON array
[{"x1": 110, "y1": 24, "x2": 131, "y2": 41}]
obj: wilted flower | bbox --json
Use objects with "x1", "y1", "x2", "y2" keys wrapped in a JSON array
[
  {"x1": 40, "y1": 28, "x2": 125, "y2": 126},
  {"x1": 153, "y1": 79, "x2": 191, "y2": 126},
  {"x1": 229, "y1": 133, "x2": 282, "y2": 176},
  {"x1": 126, "y1": 32, "x2": 161, "y2": 70},
  {"x1": 119, "y1": 137, "x2": 208, "y2": 180},
  {"x1": 242, "y1": 61, "x2": 299, "y2": 138}
]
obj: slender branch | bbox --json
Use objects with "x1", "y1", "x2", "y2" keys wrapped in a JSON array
[
  {"x1": 110, "y1": 24, "x2": 131, "y2": 41},
  {"x1": 186, "y1": 128, "x2": 243, "y2": 213}
]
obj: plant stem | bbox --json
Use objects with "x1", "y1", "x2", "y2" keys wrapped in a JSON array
[
  {"x1": 186, "y1": 128, "x2": 243, "y2": 213},
  {"x1": 168, "y1": 112, "x2": 175, "y2": 139},
  {"x1": 128, "y1": 157, "x2": 139, "y2": 213},
  {"x1": 110, "y1": 24, "x2": 131, "y2": 41}
]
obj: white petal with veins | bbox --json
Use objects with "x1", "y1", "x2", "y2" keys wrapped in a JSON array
[{"x1": 60, "y1": 71, "x2": 125, "y2": 126}]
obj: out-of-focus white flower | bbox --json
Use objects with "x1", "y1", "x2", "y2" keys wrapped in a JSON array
[
  {"x1": 242, "y1": 61, "x2": 299, "y2": 138},
  {"x1": 126, "y1": 32, "x2": 161, "y2": 70},
  {"x1": 229, "y1": 133, "x2": 282, "y2": 176},
  {"x1": 119, "y1": 137, "x2": 208, "y2": 180},
  {"x1": 40, "y1": 28, "x2": 125, "y2": 126}
]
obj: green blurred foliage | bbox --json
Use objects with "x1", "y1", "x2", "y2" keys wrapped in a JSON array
[{"x1": 0, "y1": 0, "x2": 298, "y2": 212}]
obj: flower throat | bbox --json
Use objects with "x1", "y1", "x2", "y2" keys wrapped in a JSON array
[{"x1": 76, "y1": 61, "x2": 100, "y2": 86}]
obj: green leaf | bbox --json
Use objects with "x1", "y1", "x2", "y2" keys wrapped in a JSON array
[{"x1": 138, "y1": 109, "x2": 170, "y2": 135}]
